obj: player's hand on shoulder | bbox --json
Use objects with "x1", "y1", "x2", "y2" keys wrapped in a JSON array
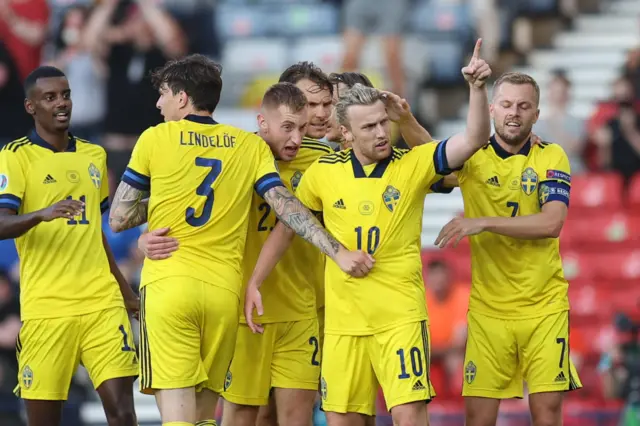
[
  {"x1": 245, "y1": 283, "x2": 264, "y2": 334},
  {"x1": 336, "y1": 248, "x2": 375, "y2": 277},
  {"x1": 37, "y1": 199, "x2": 85, "y2": 222},
  {"x1": 138, "y1": 227, "x2": 178, "y2": 260},
  {"x1": 435, "y1": 216, "x2": 485, "y2": 248},
  {"x1": 461, "y1": 39, "x2": 492, "y2": 89},
  {"x1": 531, "y1": 133, "x2": 543, "y2": 146},
  {"x1": 380, "y1": 90, "x2": 412, "y2": 123}
]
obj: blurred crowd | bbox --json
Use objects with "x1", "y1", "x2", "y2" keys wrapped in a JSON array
[{"x1": 1, "y1": 0, "x2": 640, "y2": 424}]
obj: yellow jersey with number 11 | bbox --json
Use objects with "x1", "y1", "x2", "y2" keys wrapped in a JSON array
[
  {"x1": 455, "y1": 137, "x2": 571, "y2": 319},
  {"x1": 123, "y1": 115, "x2": 283, "y2": 297},
  {"x1": 0, "y1": 131, "x2": 123, "y2": 320}
]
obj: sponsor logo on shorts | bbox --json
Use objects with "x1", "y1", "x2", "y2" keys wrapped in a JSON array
[
  {"x1": 22, "y1": 365, "x2": 33, "y2": 389},
  {"x1": 320, "y1": 377, "x2": 327, "y2": 400},
  {"x1": 464, "y1": 361, "x2": 476, "y2": 384}
]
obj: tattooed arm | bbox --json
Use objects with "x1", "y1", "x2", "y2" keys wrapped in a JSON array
[
  {"x1": 109, "y1": 182, "x2": 149, "y2": 233},
  {"x1": 263, "y1": 186, "x2": 341, "y2": 259}
]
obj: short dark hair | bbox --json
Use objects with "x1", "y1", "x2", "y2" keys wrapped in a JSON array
[
  {"x1": 329, "y1": 72, "x2": 374, "y2": 89},
  {"x1": 279, "y1": 61, "x2": 333, "y2": 96},
  {"x1": 493, "y1": 72, "x2": 540, "y2": 106},
  {"x1": 24, "y1": 66, "x2": 67, "y2": 96},
  {"x1": 151, "y1": 54, "x2": 223, "y2": 114},
  {"x1": 261, "y1": 82, "x2": 307, "y2": 113}
]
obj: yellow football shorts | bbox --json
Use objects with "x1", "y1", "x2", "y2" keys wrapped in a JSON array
[
  {"x1": 222, "y1": 318, "x2": 321, "y2": 405},
  {"x1": 139, "y1": 278, "x2": 239, "y2": 395},
  {"x1": 321, "y1": 320, "x2": 435, "y2": 416},
  {"x1": 317, "y1": 307, "x2": 325, "y2": 349},
  {"x1": 16, "y1": 307, "x2": 137, "y2": 400},
  {"x1": 463, "y1": 310, "x2": 582, "y2": 398}
]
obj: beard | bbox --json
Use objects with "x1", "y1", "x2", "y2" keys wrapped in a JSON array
[{"x1": 494, "y1": 121, "x2": 533, "y2": 146}]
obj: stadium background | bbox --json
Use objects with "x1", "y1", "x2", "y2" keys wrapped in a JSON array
[{"x1": 0, "y1": 0, "x2": 639, "y2": 424}]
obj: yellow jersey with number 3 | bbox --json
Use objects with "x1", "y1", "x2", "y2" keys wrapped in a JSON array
[
  {"x1": 123, "y1": 115, "x2": 283, "y2": 297},
  {"x1": 455, "y1": 137, "x2": 571, "y2": 319},
  {"x1": 295, "y1": 142, "x2": 454, "y2": 335},
  {"x1": 0, "y1": 131, "x2": 123, "y2": 320}
]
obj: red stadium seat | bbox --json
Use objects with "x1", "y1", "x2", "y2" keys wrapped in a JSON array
[
  {"x1": 627, "y1": 172, "x2": 640, "y2": 210},
  {"x1": 570, "y1": 173, "x2": 623, "y2": 213},
  {"x1": 561, "y1": 251, "x2": 596, "y2": 282},
  {"x1": 562, "y1": 212, "x2": 640, "y2": 250},
  {"x1": 590, "y1": 249, "x2": 640, "y2": 281}
]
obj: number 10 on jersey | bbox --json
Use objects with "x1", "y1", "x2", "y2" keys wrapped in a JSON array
[{"x1": 355, "y1": 226, "x2": 380, "y2": 255}]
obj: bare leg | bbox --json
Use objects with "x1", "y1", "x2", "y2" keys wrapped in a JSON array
[
  {"x1": 96, "y1": 376, "x2": 137, "y2": 426},
  {"x1": 256, "y1": 396, "x2": 278, "y2": 426},
  {"x1": 342, "y1": 30, "x2": 366, "y2": 71},
  {"x1": 390, "y1": 401, "x2": 428, "y2": 426},
  {"x1": 529, "y1": 392, "x2": 563, "y2": 426},
  {"x1": 274, "y1": 387, "x2": 317, "y2": 426},
  {"x1": 382, "y1": 35, "x2": 405, "y2": 98},
  {"x1": 465, "y1": 397, "x2": 501, "y2": 426},
  {"x1": 326, "y1": 412, "x2": 367, "y2": 426},
  {"x1": 221, "y1": 399, "x2": 259, "y2": 426},
  {"x1": 196, "y1": 389, "x2": 220, "y2": 423},
  {"x1": 24, "y1": 400, "x2": 64, "y2": 426},
  {"x1": 155, "y1": 387, "x2": 197, "y2": 424}
]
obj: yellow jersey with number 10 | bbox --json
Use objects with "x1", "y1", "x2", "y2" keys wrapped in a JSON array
[
  {"x1": 123, "y1": 115, "x2": 283, "y2": 297},
  {"x1": 295, "y1": 142, "x2": 454, "y2": 336},
  {"x1": 0, "y1": 131, "x2": 123, "y2": 320},
  {"x1": 455, "y1": 137, "x2": 571, "y2": 319},
  {"x1": 240, "y1": 138, "x2": 333, "y2": 323}
]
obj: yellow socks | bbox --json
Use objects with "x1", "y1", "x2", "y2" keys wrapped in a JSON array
[
  {"x1": 196, "y1": 421, "x2": 218, "y2": 426},
  {"x1": 163, "y1": 423, "x2": 194, "y2": 426}
]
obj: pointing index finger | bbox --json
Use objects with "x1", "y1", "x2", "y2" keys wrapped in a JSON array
[{"x1": 472, "y1": 38, "x2": 482, "y2": 60}]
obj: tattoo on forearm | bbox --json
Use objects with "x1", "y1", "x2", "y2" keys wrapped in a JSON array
[
  {"x1": 263, "y1": 186, "x2": 341, "y2": 258},
  {"x1": 109, "y1": 183, "x2": 149, "y2": 232}
]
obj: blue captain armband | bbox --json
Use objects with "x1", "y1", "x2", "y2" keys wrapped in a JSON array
[
  {"x1": 0, "y1": 194, "x2": 21, "y2": 212},
  {"x1": 538, "y1": 181, "x2": 570, "y2": 207},
  {"x1": 254, "y1": 172, "x2": 284, "y2": 198},
  {"x1": 121, "y1": 167, "x2": 150, "y2": 191},
  {"x1": 433, "y1": 138, "x2": 463, "y2": 175}
]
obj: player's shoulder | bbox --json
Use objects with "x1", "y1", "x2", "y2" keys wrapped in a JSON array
[
  {"x1": 317, "y1": 147, "x2": 351, "y2": 166},
  {"x1": 532, "y1": 140, "x2": 567, "y2": 156},
  {"x1": 301, "y1": 137, "x2": 334, "y2": 155},
  {"x1": 75, "y1": 137, "x2": 107, "y2": 161},
  {"x1": 0, "y1": 137, "x2": 31, "y2": 156}
]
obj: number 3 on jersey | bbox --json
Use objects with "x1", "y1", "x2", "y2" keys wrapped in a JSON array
[{"x1": 186, "y1": 157, "x2": 222, "y2": 227}]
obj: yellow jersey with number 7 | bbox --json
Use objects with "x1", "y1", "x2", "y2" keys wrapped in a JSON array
[
  {"x1": 455, "y1": 137, "x2": 571, "y2": 319},
  {"x1": 122, "y1": 115, "x2": 283, "y2": 297}
]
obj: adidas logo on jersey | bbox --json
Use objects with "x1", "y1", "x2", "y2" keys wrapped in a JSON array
[
  {"x1": 554, "y1": 372, "x2": 567, "y2": 382},
  {"x1": 485, "y1": 176, "x2": 500, "y2": 187},
  {"x1": 412, "y1": 380, "x2": 425, "y2": 391},
  {"x1": 333, "y1": 199, "x2": 346, "y2": 209},
  {"x1": 43, "y1": 174, "x2": 56, "y2": 184}
]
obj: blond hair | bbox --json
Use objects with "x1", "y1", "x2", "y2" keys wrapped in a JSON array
[{"x1": 335, "y1": 83, "x2": 382, "y2": 129}]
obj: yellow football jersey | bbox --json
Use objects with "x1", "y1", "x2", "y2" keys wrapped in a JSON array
[
  {"x1": 0, "y1": 131, "x2": 123, "y2": 320},
  {"x1": 123, "y1": 115, "x2": 282, "y2": 297},
  {"x1": 241, "y1": 138, "x2": 332, "y2": 323},
  {"x1": 455, "y1": 137, "x2": 571, "y2": 319},
  {"x1": 295, "y1": 142, "x2": 451, "y2": 335}
]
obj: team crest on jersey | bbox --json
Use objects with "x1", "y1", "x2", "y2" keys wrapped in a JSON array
[
  {"x1": 88, "y1": 163, "x2": 101, "y2": 189},
  {"x1": 224, "y1": 370, "x2": 232, "y2": 391},
  {"x1": 0, "y1": 174, "x2": 7, "y2": 191},
  {"x1": 320, "y1": 377, "x2": 327, "y2": 400},
  {"x1": 382, "y1": 185, "x2": 401, "y2": 212},
  {"x1": 464, "y1": 361, "x2": 476, "y2": 384},
  {"x1": 539, "y1": 183, "x2": 550, "y2": 205},
  {"x1": 22, "y1": 366, "x2": 33, "y2": 389},
  {"x1": 67, "y1": 170, "x2": 80, "y2": 183},
  {"x1": 290, "y1": 170, "x2": 303, "y2": 192},
  {"x1": 520, "y1": 167, "x2": 538, "y2": 195}
]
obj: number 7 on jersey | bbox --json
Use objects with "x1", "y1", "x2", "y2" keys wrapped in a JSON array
[{"x1": 186, "y1": 157, "x2": 222, "y2": 227}]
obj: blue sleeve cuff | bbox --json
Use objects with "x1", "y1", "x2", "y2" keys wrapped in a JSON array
[
  {"x1": 100, "y1": 197, "x2": 110, "y2": 215},
  {"x1": 430, "y1": 178, "x2": 454, "y2": 194},
  {"x1": 254, "y1": 172, "x2": 285, "y2": 198},
  {"x1": 121, "y1": 167, "x2": 151, "y2": 191},
  {"x1": 0, "y1": 194, "x2": 21, "y2": 212},
  {"x1": 433, "y1": 138, "x2": 463, "y2": 175},
  {"x1": 539, "y1": 181, "x2": 570, "y2": 207}
]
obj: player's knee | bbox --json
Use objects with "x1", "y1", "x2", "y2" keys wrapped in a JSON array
[
  {"x1": 105, "y1": 404, "x2": 136, "y2": 426},
  {"x1": 391, "y1": 402, "x2": 428, "y2": 426},
  {"x1": 529, "y1": 392, "x2": 563, "y2": 426}
]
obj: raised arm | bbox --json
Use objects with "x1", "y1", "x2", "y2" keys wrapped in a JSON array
[
  {"x1": 439, "y1": 39, "x2": 492, "y2": 170},
  {"x1": 380, "y1": 91, "x2": 433, "y2": 147},
  {"x1": 109, "y1": 182, "x2": 149, "y2": 233}
]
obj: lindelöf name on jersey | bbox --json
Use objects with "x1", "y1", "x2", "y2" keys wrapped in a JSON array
[{"x1": 179, "y1": 131, "x2": 236, "y2": 148}]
